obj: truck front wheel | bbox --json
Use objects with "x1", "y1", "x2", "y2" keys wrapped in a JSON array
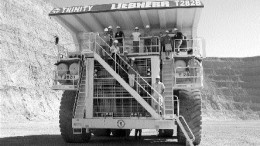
[
  {"x1": 59, "y1": 91, "x2": 91, "y2": 143},
  {"x1": 177, "y1": 89, "x2": 202, "y2": 145}
]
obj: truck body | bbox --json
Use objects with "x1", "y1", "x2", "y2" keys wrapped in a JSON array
[{"x1": 50, "y1": 1, "x2": 205, "y2": 145}]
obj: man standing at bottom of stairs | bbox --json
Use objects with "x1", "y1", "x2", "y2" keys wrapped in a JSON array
[{"x1": 152, "y1": 75, "x2": 165, "y2": 114}]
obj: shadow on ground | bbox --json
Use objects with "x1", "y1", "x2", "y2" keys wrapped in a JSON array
[{"x1": 0, "y1": 135, "x2": 184, "y2": 146}]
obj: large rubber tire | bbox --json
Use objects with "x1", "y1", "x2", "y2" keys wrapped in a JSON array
[
  {"x1": 59, "y1": 91, "x2": 91, "y2": 143},
  {"x1": 111, "y1": 129, "x2": 131, "y2": 137},
  {"x1": 92, "y1": 129, "x2": 111, "y2": 136},
  {"x1": 177, "y1": 89, "x2": 202, "y2": 145},
  {"x1": 158, "y1": 129, "x2": 173, "y2": 137}
]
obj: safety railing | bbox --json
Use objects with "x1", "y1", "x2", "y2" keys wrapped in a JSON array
[
  {"x1": 91, "y1": 33, "x2": 164, "y2": 114},
  {"x1": 100, "y1": 36, "x2": 161, "y2": 55},
  {"x1": 174, "y1": 67, "x2": 203, "y2": 89},
  {"x1": 173, "y1": 38, "x2": 205, "y2": 57},
  {"x1": 73, "y1": 61, "x2": 85, "y2": 117},
  {"x1": 52, "y1": 70, "x2": 80, "y2": 90},
  {"x1": 123, "y1": 36, "x2": 160, "y2": 54},
  {"x1": 52, "y1": 59, "x2": 82, "y2": 90}
]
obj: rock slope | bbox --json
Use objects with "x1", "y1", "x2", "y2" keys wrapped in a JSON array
[
  {"x1": 0, "y1": 0, "x2": 73, "y2": 121},
  {"x1": 202, "y1": 57, "x2": 260, "y2": 120}
]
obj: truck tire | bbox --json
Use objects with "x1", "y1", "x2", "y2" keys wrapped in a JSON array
[
  {"x1": 59, "y1": 91, "x2": 91, "y2": 143},
  {"x1": 158, "y1": 129, "x2": 173, "y2": 137},
  {"x1": 112, "y1": 129, "x2": 131, "y2": 137},
  {"x1": 177, "y1": 89, "x2": 202, "y2": 145},
  {"x1": 92, "y1": 129, "x2": 111, "y2": 136}
]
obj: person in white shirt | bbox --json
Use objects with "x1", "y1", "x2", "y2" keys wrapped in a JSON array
[
  {"x1": 110, "y1": 40, "x2": 120, "y2": 72},
  {"x1": 131, "y1": 27, "x2": 141, "y2": 53},
  {"x1": 152, "y1": 75, "x2": 165, "y2": 114}
]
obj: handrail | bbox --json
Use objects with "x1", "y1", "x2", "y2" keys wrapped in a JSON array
[
  {"x1": 72, "y1": 59, "x2": 84, "y2": 117},
  {"x1": 173, "y1": 95, "x2": 179, "y2": 116},
  {"x1": 173, "y1": 38, "x2": 204, "y2": 57},
  {"x1": 179, "y1": 115, "x2": 195, "y2": 141},
  {"x1": 93, "y1": 34, "x2": 164, "y2": 109}
]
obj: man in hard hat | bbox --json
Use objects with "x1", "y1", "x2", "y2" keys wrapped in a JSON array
[
  {"x1": 115, "y1": 26, "x2": 125, "y2": 53},
  {"x1": 100, "y1": 28, "x2": 110, "y2": 61},
  {"x1": 130, "y1": 27, "x2": 141, "y2": 53},
  {"x1": 152, "y1": 75, "x2": 165, "y2": 114},
  {"x1": 110, "y1": 40, "x2": 120, "y2": 72}
]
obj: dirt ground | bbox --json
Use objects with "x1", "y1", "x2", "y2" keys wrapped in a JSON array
[{"x1": 0, "y1": 120, "x2": 260, "y2": 146}]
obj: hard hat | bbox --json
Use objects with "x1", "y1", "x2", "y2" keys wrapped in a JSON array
[
  {"x1": 108, "y1": 25, "x2": 112, "y2": 29},
  {"x1": 104, "y1": 28, "x2": 108, "y2": 31},
  {"x1": 145, "y1": 25, "x2": 150, "y2": 28},
  {"x1": 131, "y1": 57, "x2": 135, "y2": 61},
  {"x1": 135, "y1": 27, "x2": 139, "y2": 30},
  {"x1": 165, "y1": 30, "x2": 169, "y2": 33},
  {"x1": 116, "y1": 26, "x2": 120, "y2": 28},
  {"x1": 173, "y1": 28, "x2": 178, "y2": 31},
  {"x1": 114, "y1": 40, "x2": 118, "y2": 43},
  {"x1": 156, "y1": 75, "x2": 160, "y2": 79},
  {"x1": 124, "y1": 51, "x2": 128, "y2": 53}
]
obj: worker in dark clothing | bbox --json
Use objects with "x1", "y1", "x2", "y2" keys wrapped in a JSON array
[
  {"x1": 115, "y1": 26, "x2": 125, "y2": 53},
  {"x1": 135, "y1": 129, "x2": 142, "y2": 140}
]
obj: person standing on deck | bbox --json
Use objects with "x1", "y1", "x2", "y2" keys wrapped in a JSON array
[
  {"x1": 128, "y1": 58, "x2": 138, "y2": 88},
  {"x1": 110, "y1": 40, "x2": 120, "y2": 73},
  {"x1": 115, "y1": 26, "x2": 125, "y2": 53},
  {"x1": 131, "y1": 27, "x2": 141, "y2": 53},
  {"x1": 108, "y1": 25, "x2": 114, "y2": 46},
  {"x1": 152, "y1": 76, "x2": 165, "y2": 114}
]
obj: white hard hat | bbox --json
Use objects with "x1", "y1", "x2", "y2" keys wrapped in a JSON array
[
  {"x1": 165, "y1": 30, "x2": 169, "y2": 33},
  {"x1": 108, "y1": 25, "x2": 112, "y2": 29},
  {"x1": 173, "y1": 28, "x2": 178, "y2": 31},
  {"x1": 131, "y1": 57, "x2": 135, "y2": 61},
  {"x1": 156, "y1": 75, "x2": 160, "y2": 79},
  {"x1": 114, "y1": 40, "x2": 118, "y2": 43},
  {"x1": 104, "y1": 28, "x2": 108, "y2": 31},
  {"x1": 135, "y1": 27, "x2": 139, "y2": 30},
  {"x1": 116, "y1": 26, "x2": 120, "y2": 28},
  {"x1": 145, "y1": 25, "x2": 150, "y2": 28}
]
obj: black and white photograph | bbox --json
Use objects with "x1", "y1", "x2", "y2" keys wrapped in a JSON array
[{"x1": 0, "y1": 0, "x2": 260, "y2": 146}]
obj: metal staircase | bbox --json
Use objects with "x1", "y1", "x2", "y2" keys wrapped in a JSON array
[
  {"x1": 162, "y1": 58, "x2": 175, "y2": 119},
  {"x1": 94, "y1": 53, "x2": 160, "y2": 118},
  {"x1": 73, "y1": 63, "x2": 86, "y2": 118}
]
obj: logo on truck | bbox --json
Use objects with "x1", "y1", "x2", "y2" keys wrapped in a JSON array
[{"x1": 117, "y1": 120, "x2": 125, "y2": 128}]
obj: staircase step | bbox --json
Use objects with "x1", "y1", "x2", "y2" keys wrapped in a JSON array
[
  {"x1": 165, "y1": 102, "x2": 173, "y2": 106},
  {"x1": 77, "y1": 98, "x2": 85, "y2": 103},
  {"x1": 165, "y1": 105, "x2": 174, "y2": 109},
  {"x1": 74, "y1": 113, "x2": 84, "y2": 118},
  {"x1": 165, "y1": 110, "x2": 174, "y2": 114},
  {"x1": 164, "y1": 96, "x2": 173, "y2": 100},
  {"x1": 76, "y1": 102, "x2": 85, "y2": 106}
]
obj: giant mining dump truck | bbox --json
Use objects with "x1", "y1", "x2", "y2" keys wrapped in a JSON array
[{"x1": 50, "y1": 0, "x2": 205, "y2": 145}]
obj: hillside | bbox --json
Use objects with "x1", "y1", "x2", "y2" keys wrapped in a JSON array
[
  {"x1": 0, "y1": 0, "x2": 74, "y2": 122},
  {"x1": 0, "y1": 0, "x2": 259, "y2": 122},
  {"x1": 202, "y1": 57, "x2": 260, "y2": 120}
]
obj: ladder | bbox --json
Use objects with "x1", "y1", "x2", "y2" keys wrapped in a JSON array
[
  {"x1": 162, "y1": 58, "x2": 174, "y2": 119},
  {"x1": 74, "y1": 65, "x2": 86, "y2": 118}
]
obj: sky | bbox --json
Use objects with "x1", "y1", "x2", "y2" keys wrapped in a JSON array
[{"x1": 49, "y1": 0, "x2": 260, "y2": 57}]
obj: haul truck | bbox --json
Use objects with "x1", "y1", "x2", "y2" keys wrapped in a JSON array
[{"x1": 50, "y1": 0, "x2": 205, "y2": 145}]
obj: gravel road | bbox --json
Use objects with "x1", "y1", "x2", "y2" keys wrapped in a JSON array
[{"x1": 0, "y1": 120, "x2": 260, "y2": 146}]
